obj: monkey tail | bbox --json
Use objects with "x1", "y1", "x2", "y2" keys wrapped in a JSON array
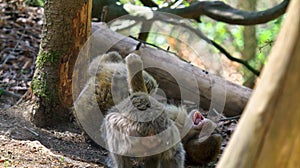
[{"x1": 125, "y1": 53, "x2": 148, "y2": 94}]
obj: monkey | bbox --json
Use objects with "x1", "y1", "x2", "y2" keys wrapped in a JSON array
[
  {"x1": 88, "y1": 51, "x2": 158, "y2": 114},
  {"x1": 101, "y1": 53, "x2": 185, "y2": 168},
  {"x1": 83, "y1": 51, "x2": 221, "y2": 166},
  {"x1": 165, "y1": 106, "x2": 222, "y2": 165},
  {"x1": 182, "y1": 110, "x2": 222, "y2": 165}
]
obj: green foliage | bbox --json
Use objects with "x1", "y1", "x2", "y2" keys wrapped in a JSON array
[
  {"x1": 25, "y1": 0, "x2": 44, "y2": 7},
  {"x1": 61, "y1": 156, "x2": 65, "y2": 162},
  {"x1": 113, "y1": 0, "x2": 283, "y2": 80},
  {"x1": 232, "y1": 27, "x2": 244, "y2": 50},
  {"x1": 4, "y1": 160, "x2": 9, "y2": 168},
  {"x1": 119, "y1": 0, "x2": 143, "y2": 5},
  {"x1": 256, "y1": 16, "x2": 283, "y2": 64},
  {"x1": 153, "y1": 0, "x2": 164, "y2": 5},
  {"x1": 182, "y1": 0, "x2": 190, "y2": 7},
  {"x1": 199, "y1": 14, "x2": 283, "y2": 77}
]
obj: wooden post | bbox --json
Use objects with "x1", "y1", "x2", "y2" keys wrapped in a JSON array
[{"x1": 217, "y1": 0, "x2": 300, "y2": 167}]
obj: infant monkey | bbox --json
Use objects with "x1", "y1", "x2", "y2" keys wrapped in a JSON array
[
  {"x1": 165, "y1": 107, "x2": 222, "y2": 165},
  {"x1": 101, "y1": 54, "x2": 185, "y2": 168},
  {"x1": 183, "y1": 110, "x2": 222, "y2": 165}
]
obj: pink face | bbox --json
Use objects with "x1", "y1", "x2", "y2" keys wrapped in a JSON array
[
  {"x1": 192, "y1": 110, "x2": 204, "y2": 125},
  {"x1": 188, "y1": 109, "x2": 218, "y2": 141},
  {"x1": 189, "y1": 109, "x2": 206, "y2": 129}
]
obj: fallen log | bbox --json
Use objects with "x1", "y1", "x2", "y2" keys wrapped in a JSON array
[{"x1": 88, "y1": 22, "x2": 252, "y2": 117}]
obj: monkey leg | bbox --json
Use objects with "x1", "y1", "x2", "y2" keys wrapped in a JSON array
[
  {"x1": 161, "y1": 143, "x2": 185, "y2": 168},
  {"x1": 144, "y1": 155, "x2": 161, "y2": 168},
  {"x1": 185, "y1": 134, "x2": 222, "y2": 165}
]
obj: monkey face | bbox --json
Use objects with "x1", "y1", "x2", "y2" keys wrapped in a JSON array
[
  {"x1": 192, "y1": 110, "x2": 204, "y2": 126},
  {"x1": 188, "y1": 109, "x2": 217, "y2": 143},
  {"x1": 189, "y1": 110, "x2": 207, "y2": 131}
]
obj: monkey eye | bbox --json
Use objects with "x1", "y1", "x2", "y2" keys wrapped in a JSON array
[{"x1": 192, "y1": 111, "x2": 204, "y2": 125}]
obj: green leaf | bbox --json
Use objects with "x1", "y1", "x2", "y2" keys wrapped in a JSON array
[{"x1": 259, "y1": 30, "x2": 272, "y2": 43}]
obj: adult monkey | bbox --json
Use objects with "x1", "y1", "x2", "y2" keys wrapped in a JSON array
[{"x1": 101, "y1": 53, "x2": 185, "y2": 167}]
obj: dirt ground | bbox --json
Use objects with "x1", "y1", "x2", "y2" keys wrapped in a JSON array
[
  {"x1": 0, "y1": 104, "x2": 237, "y2": 168},
  {"x1": 0, "y1": 1, "x2": 239, "y2": 167},
  {"x1": 0, "y1": 104, "x2": 107, "y2": 168}
]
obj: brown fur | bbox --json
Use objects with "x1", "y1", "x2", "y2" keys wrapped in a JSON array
[
  {"x1": 88, "y1": 51, "x2": 157, "y2": 113},
  {"x1": 182, "y1": 110, "x2": 222, "y2": 165},
  {"x1": 89, "y1": 52, "x2": 221, "y2": 166},
  {"x1": 101, "y1": 53, "x2": 185, "y2": 168}
]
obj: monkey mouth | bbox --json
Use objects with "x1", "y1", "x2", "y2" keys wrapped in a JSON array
[{"x1": 192, "y1": 111, "x2": 204, "y2": 125}]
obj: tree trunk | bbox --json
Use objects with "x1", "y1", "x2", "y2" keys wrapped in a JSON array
[
  {"x1": 217, "y1": 0, "x2": 300, "y2": 167},
  {"x1": 90, "y1": 23, "x2": 252, "y2": 117},
  {"x1": 28, "y1": 0, "x2": 92, "y2": 127},
  {"x1": 240, "y1": 0, "x2": 257, "y2": 88}
]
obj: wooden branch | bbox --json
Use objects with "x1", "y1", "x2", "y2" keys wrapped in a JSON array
[
  {"x1": 217, "y1": 0, "x2": 300, "y2": 166},
  {"x1": 91, "y1": 22, "x2": 252, "y2": 116},
  {"x1": 168, "y1": 0, "x2": 289, "y2": 25},
  {"x1": 139, "y1": 0, "x2": 158, "y2": 7},
  {"x1": 98, "y1": 0, "x2": 289, "y2": 25}
]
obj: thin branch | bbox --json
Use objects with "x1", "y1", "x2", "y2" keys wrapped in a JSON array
[
  {"x1": 138, "y1": 21, "x2": 153, "y2": 41},
  {"x1": 219, "y1": 115, "x2": 241, "y2": 121},
  {"x1": 100, "y1": 5, "x2": 108, "y2": 22},
  {"x1": 122, "y1": 14, "x2": 260, "y2": 76},
  {"x1": 23, "y1": 126, "x2": 39, "y2": 136},
  {"x1": 0, "y1": 88, "x2": 22, "y2": 98},
  {"x1": 128, "y1": 35, "x2": 182, "y2": 60},
  {"x1": 148, "y1": 16, "x2": 261, "y2": 76},
  {"x1": 139, "y1": 0, "x2": 158, "y2": 7},
  {"x1": 210, "y1": 40, "x2": 260, "y2": 76}
]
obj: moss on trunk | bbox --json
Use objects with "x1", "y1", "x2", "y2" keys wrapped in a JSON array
[
  {"x1": 31, "y1": 50, "x2": 67, "y2": 126},
  {"x1": 28, "y1": 0, "x2": 91, "y2": 127}
]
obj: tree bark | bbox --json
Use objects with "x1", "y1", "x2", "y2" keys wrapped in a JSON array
[
  {"x1": 217, "y1": 0, "x2": 300, "y2": 166},
  {"x1": 28, "y1": 0, "x2": 92, "y2": 127},
  {"x1": 90, "y1": 23, "x2": 252, "y2": 116}
]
